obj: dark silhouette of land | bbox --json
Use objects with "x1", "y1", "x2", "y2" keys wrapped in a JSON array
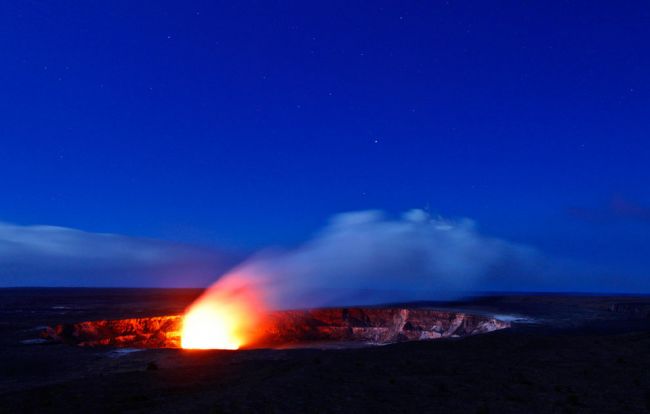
[{"x1": 1, "y1": 288, "x2": 649, "y2": 413}]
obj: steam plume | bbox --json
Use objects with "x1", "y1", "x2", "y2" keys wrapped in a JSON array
[{"x1": 202, "y1": 209, "x2": 540, "y2": 309}]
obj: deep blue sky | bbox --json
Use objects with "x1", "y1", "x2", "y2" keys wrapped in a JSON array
[{"x1": 1, "y1": 1, "x2": 649, "y2": 287}]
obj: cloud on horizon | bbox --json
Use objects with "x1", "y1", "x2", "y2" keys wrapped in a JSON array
[
  {"x1": 2, "y1": 210, "x2": 644, "y2": 295},
  {"x1": 0, "y1": 221, "x2": 240, "y2": 287}
]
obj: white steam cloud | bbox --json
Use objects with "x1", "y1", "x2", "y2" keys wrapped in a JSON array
[{"x1": 209, "y1": 209, "x2": 541, "y2": 309}]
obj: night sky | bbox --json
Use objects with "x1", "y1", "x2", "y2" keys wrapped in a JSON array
[{"x1": 1, "y1": 1, "x2": 649, "y2": 289}]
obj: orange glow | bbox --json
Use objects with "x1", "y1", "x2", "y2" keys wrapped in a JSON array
[
  {"x1": 181, "y1": 302, "x2": 244, "y2": 349},
  {"x1": 181, "y1": 272, "x2": 266, "y2": 350}
]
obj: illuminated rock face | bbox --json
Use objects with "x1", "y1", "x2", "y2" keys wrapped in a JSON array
[
  {"x1": 44, "y1": 316, "x2": 182, "y2": 348},
  {"x1": 257, "y1": 308, "x2": 510, "y2": 347},
  {"x1": 43, "y1": 308, "x2": 509, "y2": 349}
]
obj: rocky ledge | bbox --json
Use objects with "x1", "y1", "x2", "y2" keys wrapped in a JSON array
[{"x1": 42, "y1": 308, "x2": 510, "y2": 349}]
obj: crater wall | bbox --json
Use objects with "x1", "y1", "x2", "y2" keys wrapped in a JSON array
[{"x1": 43, "y1": 308, "x2": 510, "y2": 348}]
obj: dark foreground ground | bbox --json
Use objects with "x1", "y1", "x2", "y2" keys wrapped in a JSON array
[{"x1": 1, "y1": 289, "x2": 650, "y2": 413}]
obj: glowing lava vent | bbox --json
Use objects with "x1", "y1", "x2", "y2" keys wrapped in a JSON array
[{"x1": 181, "y1": 273, "x2": 266, "y2": 350}]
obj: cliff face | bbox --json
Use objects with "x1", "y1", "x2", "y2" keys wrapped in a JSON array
[
  {"x1": 256, "y1": 308, "x2": 510, "y2": 347},
  {"x1": 43, "y1": 315, "x2": 183, "y2": 348},
  {"x1": 43, "y1": 308, "x2": 510, "y2": 349}
]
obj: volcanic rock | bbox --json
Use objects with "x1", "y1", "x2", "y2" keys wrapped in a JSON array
[{"x1": 42, "y1": 315, "x2": 182, "y2": 348}]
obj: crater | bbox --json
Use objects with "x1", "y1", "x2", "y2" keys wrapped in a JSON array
[{"x1": 42, "y1": 308, "x2": 510, "y2": 349}]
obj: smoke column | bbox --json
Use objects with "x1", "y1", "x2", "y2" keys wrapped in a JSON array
[{"x1": 195, "y1": 209, "x2": 540, "y2": 311}]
